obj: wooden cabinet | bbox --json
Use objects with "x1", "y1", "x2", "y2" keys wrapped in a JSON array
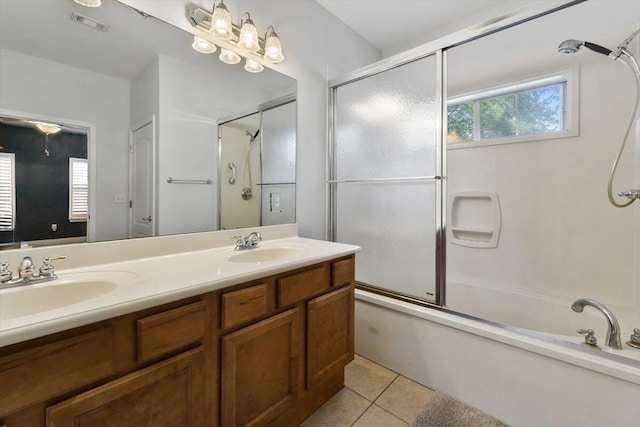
[
  {"x1": 0, "y1": 254, "x2": 355, "y2": 427},
  {"x1": 46, "y1": 347, "x2": 206, "y2": 427},
  {"x1": 221, "y1": 309, "x2": 300, "y2": 427},
  {"x1": 307, "y1": 286, "x2": 355, "y2": 388}
]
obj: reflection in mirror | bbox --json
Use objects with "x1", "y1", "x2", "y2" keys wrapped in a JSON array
[
  {"x1": 445, "y1": 1, "x2": 639, "y2": 327},
  {"x1": 219, "y1": 98, "x2": 296, "y2": 229},
  {"x1": 0, "y1": 0, "x2": 296, "y2": 249}
]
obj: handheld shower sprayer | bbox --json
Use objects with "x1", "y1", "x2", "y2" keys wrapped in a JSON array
[
  {"x1": 557, "y1": 30, "x2": 640, "y2": 207},
  {"x1": 557, "y1": 39, "x2": 612, "y2": 56}
]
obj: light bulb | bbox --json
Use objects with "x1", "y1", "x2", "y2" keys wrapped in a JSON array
[
  {"x1": 34, "y1": 122, "x2": 62, "y2": 135},
  {"x1": 244, "y1": 59, "x2": 264, "y2": 73},
  {"x1": 263, "y1": 28, "x2": 284, "y2": 63},
  {"x1": 219, "y1": 48, "x2": 241, "y2": 65},
  {"x1": 192, "y1": 36, "x2": 217, "y2": 54},
  {"x1": 73, "y1": 0, "x2": 101, "y2": 6},
  {"x1": 211, "y1": 1, "x2": 232, "y2": 39},
  {"x1": 238, "y1": 14, "x2": 260, "y2": 52}
]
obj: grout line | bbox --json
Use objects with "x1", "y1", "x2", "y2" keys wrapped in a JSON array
[
  {"x1": 349, "y1": 400, "x2": 374, "y2": 426},
  {"x1": 374, "y1": 404, "x2": 411, "y2": 426},
  {"x1": 354, "y1": 353, "x2": 399, "y2": 375}
]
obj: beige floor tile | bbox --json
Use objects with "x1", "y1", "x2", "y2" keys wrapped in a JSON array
[
  {"x1": 298, "y1": 387, "x2": 371, "y2": 427},
  {"x1": 345, "y1": 354, "x2": 398, "y2": 401},
  {"x1": 352, "y1": 404, "x2": 408, "y2": 427},
  {"x1": 374, "y1": 376, "x2": 435, "y2": 424}
]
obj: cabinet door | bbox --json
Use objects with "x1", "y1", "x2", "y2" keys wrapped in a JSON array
[
  {"x1": 221, "y1": 308, "x2": 299, "y2": 427},
  {"x1": 307, "y1": 285, "x2": 354, "y2": 388},
  {"x1": 46, "y1": 347, "x2": 206, "y2": 427}
]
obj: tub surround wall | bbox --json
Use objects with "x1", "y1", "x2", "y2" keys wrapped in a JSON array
[{"x1": 446, "y1": 0, "x2": 640, "y2": 333}]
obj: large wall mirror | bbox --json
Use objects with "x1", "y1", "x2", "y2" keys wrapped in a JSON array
[{"x1": 0, "y1": 0, "x2": 297, "y2": 248}]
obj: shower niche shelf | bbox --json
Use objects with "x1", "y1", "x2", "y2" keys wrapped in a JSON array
[{"x1": 449, "y1": 192, "x2": 501, "y2": 248}]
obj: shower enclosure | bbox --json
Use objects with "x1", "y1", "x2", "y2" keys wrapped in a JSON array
[
  {"x1": 329, "y1": 53, "x2": 445, "y2": 304},
  {"x1": 219, "y1": 98, "x2": 296, "y2": 229}
]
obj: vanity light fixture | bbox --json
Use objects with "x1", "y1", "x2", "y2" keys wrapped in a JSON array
[
  {"x1": 73, "y1": 0, "x2": 101, "y2": 7},
  {"x1": 219, "y1": 48, "x2": 241, "y2": 65},
  {"x1": 263, "y1": 27, "x2": 284, "y2": 63},
  {"x1": 192, "y1": 36, "x2": 217, "y2": 54},
  {"x1": 244, "y1": 58, "x2": 264, "y2": 73},
  {"x1": 187, "y1": 5, "x2": 285, "y2": 73},
  {"x1": 238, "y1": 13, "x2": 260, "y2": 53},
  {"x1": 210, "y1": 0, "x2": 232, "y2": 40}
]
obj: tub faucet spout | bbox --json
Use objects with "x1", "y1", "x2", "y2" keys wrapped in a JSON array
[{"x1": 571, "y1": 298, "x2": 623, "y2": 349}]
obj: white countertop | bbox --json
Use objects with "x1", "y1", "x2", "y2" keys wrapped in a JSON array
[{"x1": 0, "y1": 234, "x2": 359, "y2": 348}]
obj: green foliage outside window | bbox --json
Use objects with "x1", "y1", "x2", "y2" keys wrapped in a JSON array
[{"x1": 448, "y1": 83, "x2": 563, "y2": 144}]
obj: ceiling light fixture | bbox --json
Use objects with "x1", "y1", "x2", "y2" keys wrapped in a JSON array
[
  {"x1": 192, "y1": 36, "x2": 217, "y2": 54},
  {"x1": 219, "y1": 48, "x2": 241, "y2": 65},
  {"x1": 73, "y1": 0, "x2": 101, "y2": 7},
  {"x1": 244, "y1": 58, "x2": 264, "y2": 73},
  {"x1": 33, "y1": 122, "x2": 62, "y2": 157},
  {"x1": 187, "y1": 5, "x2": 285, "y2": 73}
]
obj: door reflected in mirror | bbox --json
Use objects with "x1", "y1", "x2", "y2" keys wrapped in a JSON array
[{"x1": 0, "y1": 0, "x2": 297, "y2": 249}]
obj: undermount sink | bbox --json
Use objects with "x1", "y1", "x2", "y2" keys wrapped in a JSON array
[
  {"x1": 228, "y1": 247, "x2": 302, "y2": 263},
  {"x1": 0, "y1": 271, "x2": 137, "y2": 321}
]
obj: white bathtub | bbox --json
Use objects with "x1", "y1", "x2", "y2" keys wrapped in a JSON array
[
  {"x1": 445, "y1": 278, "x2": 640, "y2": 363},
  {"x1": 354, "y1": 288, "x2": 640, "y2": 427}
]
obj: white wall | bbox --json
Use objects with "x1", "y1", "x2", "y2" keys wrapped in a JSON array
[
  {"x1": 118, "y1": 0, "x2": 381, "y2": 239},
  {"x1": 446, "y1": 1, "x2": 640, "y2": 326},
  {"x1": 0, "y1": 48, "x2": 131, "y2": 242}
]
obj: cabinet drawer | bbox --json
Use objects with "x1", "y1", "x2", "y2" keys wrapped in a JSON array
[
  {"x1": 137, "y1": 301, "x2": 206, "y2": 363},
  {"x1": 222, "y1": 283, "x2": 268, "y2": 329},
  {"x1": 332, "y1": 257, "x2": 355, "y2": 288},
  {"x1": 0, "y1": 327, "x2": 114, "y2": 417},
  {"x1": 277, "y1": 265, "x2": 330, "y2": 307}
]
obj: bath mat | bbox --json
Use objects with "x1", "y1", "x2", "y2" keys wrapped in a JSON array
[{"x1": 410, "y1": 391, "x2": 509, "y2": 427}]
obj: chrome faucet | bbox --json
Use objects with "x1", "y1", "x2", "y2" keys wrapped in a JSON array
[
  {"x1": 0, "y1": 256, "x2": 66, "y2": 289},
  {"x1": 571, "y1": 298, "x2": 623, "y2": 349},
  {"x1": 233, "y1": 232, "x2": 263, "y2": 250}
]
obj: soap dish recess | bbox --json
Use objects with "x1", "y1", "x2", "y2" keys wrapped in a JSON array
[{"x1": 449, "y1": 192, "x2": 501, "y2": 248}]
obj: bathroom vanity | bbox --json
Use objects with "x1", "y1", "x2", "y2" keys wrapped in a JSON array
[{"x1": 0, "y1": 228, "x2": 357, "y2": 426}]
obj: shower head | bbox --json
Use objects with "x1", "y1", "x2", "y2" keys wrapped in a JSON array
[
  {"x1": 245, "y1": 129, "x2": 260, "y2": 142},
  {"x1": 557, "y1": 39, "x2": 613, "y2": 57}
]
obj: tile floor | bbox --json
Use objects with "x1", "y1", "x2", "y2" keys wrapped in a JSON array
[{"x1": 300, "y1": 355, "x2": 435, "y2": 426}]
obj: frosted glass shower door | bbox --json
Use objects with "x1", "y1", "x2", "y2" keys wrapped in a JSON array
[
  {"x1": 261, "y1": 101, "x2": 296, "y2": 225},
  {"x1": 332, "y1": 54, "x2": 441, "y2": 302}
]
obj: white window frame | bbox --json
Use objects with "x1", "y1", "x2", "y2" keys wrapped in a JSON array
[
  {"x1": 0, "y1": 153, "x2": 16, "y2": 231},
  {"x1": 447, "y1": 67, "x2": 579, "y2": 150},
  {"x1": 69, "y1": 157, "x2": 88, "y2": 222}
]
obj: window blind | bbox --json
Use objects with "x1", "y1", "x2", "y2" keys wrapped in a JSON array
[
  {"x1": 69, "y1": 157, "x2": 88, "y2": 222},
  {"x1": 0, "y1": 153, "x2": 15, "y2": 231}
]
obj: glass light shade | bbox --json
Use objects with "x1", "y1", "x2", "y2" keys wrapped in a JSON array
[
  {"x1": 211, "y1": 2, "x2": 232, "y2": 39},
  {"x1": 264, "y1": 33, "x2": 284, "y2": 63},
  {"x1": 73, "y1": 0, "x2": 101, "y2": 6},
  {"x1": 244, "y1": 59, "x2": 264, "y2": 73},
  {"x1": 192, "y1": 36, "x2": 217, "y2": 54},
  {"x1": 34, "y1": 122, "x2": 62, "y2": 135},
  {"x1": 238, "y1": 17, "x2": 260, "y2": 52},
  {"x1": 219, "y1": 48, "x2": 241, "y2": 65}
]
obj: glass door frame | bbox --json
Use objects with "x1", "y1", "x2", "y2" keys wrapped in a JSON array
[{"x1": 327, "y1": 1, "x2": 584, "y2": 307}]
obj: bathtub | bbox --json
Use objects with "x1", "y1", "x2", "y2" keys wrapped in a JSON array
[
  {"x1": 354, "y1": 287, "x2": 640, "y2": 427},
  {"x1": 445, "y1": 277, "x2": 640, "y2": 364}
]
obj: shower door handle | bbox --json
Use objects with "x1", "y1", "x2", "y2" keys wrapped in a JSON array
[{"x1": 228, "y1": 162, "x2": 236, "y2": 184}]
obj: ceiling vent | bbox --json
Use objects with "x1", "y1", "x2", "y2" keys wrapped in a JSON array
[{"x1": 70, "y1": 12, "x2": 110, "y2": 32}]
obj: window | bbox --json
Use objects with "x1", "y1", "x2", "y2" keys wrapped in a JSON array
[
  {"x1": 448, "y1": 72, "x2": 574, "y2": 147},
  {"x1": 0, "y1": 153, "x2": 15, "y2": 231},
  {"x1": 69, "y1": 157, "x2": 88, "y2": 222}
]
